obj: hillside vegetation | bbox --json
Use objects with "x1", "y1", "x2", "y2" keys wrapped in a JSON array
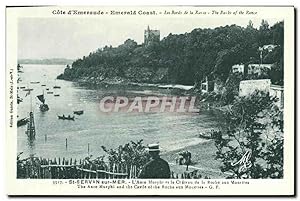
[{"x1": 57, "y1": 20, "x2": 283, "y2": 86}]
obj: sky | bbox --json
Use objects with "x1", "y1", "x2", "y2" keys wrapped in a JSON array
[{"x1": 18, "y1": 17, "x2": 282, "y2": 60}]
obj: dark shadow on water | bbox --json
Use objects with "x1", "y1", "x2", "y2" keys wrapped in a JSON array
[{"x1": 27, "y1": 136, "x2": 36, "y2": 150}]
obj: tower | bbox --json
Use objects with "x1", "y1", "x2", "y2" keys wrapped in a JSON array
[{"x1": 144, "y1": 25, "x2": 160, "y2": 45}]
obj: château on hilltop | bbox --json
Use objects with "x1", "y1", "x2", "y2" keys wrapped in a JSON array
[{"x1": 144, "y1": 25, "x2": 160, "y2": 46}]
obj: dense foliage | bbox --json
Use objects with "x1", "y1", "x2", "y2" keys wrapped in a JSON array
[
  {"x1": 101, "y1": 140, "x2": 149, "y2": 170},
  {"x1": 58, "y1": 20, "x2": 284, "y2": 86},
  {"x1": 214, "y1": 91, "x2": 283, "y2": 178}
]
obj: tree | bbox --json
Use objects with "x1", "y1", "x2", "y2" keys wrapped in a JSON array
[
  {"x1": 258, "y1": 20, "x2": 272, "y2": 46},
  {"x1": 214, "y1": 91, "x2": 283, "y2": 178},
  {"x1": 220, "y1": 73, "x2": 243, "y2": 105},
  {"x1": 101, "y1": 140, "x2": 149, "y2": 171},
  {"x1": 57, "y1": 21, "x2": 284, "y2": 87}
]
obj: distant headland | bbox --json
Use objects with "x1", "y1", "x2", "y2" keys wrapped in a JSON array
[{"x1": 18, "y1": 58, "x2": 74, "y2": 65}]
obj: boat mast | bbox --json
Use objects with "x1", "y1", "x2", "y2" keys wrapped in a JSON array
[
  {"x1": 26, "y1": 111, "x2": 36, "y2": 139},
  {"x1": 26, "y1": 86, "x2": 36, "y2": 139},
  {"x1": 30, "y1": 88, "x2": 32, "y2": 112}
]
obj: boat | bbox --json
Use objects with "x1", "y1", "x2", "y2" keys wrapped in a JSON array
[
  {"x1": 20, "y1": 86, "x2": 26, "y2": 89},
  {"x1": 46, "y1": 88, "x2": 49, "y2": 90},
  {"x1": 17, "y1": 117, "x2": 28, "y2": 127},
  {"x1": 47, "y1": 91, "x2": 53, "y2": 94},
  {"x1": 17, "y1": 95, "x2": 23, "y2": 104},
  {"x1": 41, "y1": 84, "x2": 46, "y2": 87},
  {"x1": 23, "y1": 88, "x2": 33, "y2": 92},
  {"x1": 25, "y1": 91, "x2": 36, "y2": 139},
  {"x1": 17, "y1": 64, "x2": 24, "y2": 73},
  {"x1": 53, "y1": 79, "x2": 61, "y2": 89},
  {"x1": 54, "y1": 94, "x2": 60, "y2": 97},
  {"x1": 25, "y1": 112, "x2": 36, "y2": 139},
  {"x1": 37, "y1": 93, "x2": 49, "y2": 112},
  {"x1": 198, "y1": 133, "x2": 212, "y2": 139},
  {"x1": 73, "y1": 110, "x2": 84, "y2": 115},
  {"x1": 30, "y1": 81, "x2": 40, "y2": 84},
  {"x1": 57, "y1": 115, "x2": 75, "y2": 121},
  {"x1": 17, "y1": 64, "x2": 23, "y2": 70},
  {"x1": 40, "y1": 104, "x2": 49, "y2": 112}
]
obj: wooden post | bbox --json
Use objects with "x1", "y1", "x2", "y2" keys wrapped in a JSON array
[
  {"x1": 65, "y1": 138, "x2": 68, "y2": 150},
  {"x1": 88, "y1": 143, "x2": 90, "y2": 155}
]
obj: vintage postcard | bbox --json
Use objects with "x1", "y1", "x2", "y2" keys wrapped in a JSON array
[{"x1": 6, "y1": 6, "x2": 295, "y2": 196}]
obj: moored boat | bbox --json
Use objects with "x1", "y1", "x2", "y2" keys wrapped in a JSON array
[
  {"x1": 17, "y1": 95, "x2": 23, "y2": 104},
  {"x1": 25, "y1": 112, "x2": 36, "y2": 139},
  {"x1": 40, "y1": 104, "x2": 49, "y2": 112},
  {"x1": 57, "y1": 115, "x2": 75, "y2": 121},
  {"x1": 37, "y1": 93, "x2": 49, "y2": 112},
  {"x1": 73, "y1": 110, "x2": 84, "y2": 115},
  {"x1": 17, "y1": 117, "x2": 28, "y2": 127}
]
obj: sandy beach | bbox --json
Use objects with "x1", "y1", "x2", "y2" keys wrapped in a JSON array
[{"x1": 162, "y1": 139, "x2": 228, "y2": 178}]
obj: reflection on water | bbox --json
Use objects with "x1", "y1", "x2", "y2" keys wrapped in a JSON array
[
  {"x1": 17, "y1": 64, "x2": 218, "y2": 160},
  {"x1": 27, "y1": 137, "x2": 35, "y2": 150}
]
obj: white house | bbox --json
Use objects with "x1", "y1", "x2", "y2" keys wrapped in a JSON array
[
  {"x1": 270, "y1": 84, "x2": 284, "y2": 108},
  {"x1": 239, "y1": 79, "x2": 271, "y2": 96},
  {"x1": 232, "y1": 64, "x2": 245, "y2": 74},
  {"x1": 247, "y1": 64, "x2": 273, "y2": 76},
  {"x1": 201, "y1": 76, "x2": 214, "y2": 93},
  {"x1": 239, "y1": 79, "x2": 283, "y2": 108}
]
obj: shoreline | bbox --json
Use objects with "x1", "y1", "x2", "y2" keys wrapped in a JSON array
[
  {"x1": 161, "y1": 139, "x2": 227, "y2": 179},
  {"x1": 20, "y1": 72, "x2": 225, "y2": 178},
  {"x1": 59, "y1": 76, "x2": 196, "y2": 92}
]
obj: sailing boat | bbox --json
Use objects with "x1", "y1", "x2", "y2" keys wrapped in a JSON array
[
  {"x1": 25, "y1": 92, "x2": 36, "y2": 139},
  {"x1": 53, "y1": 79, "x2": 61, "y2": 89},
  {"x1": 17, "y1": 94, "x2": 23, "y2": 104},
  {"x1": 17, "y1": 64, "x2": 23, "y2": 73},
  {"x1": 25, "y1": 112, "x2": 36, "y2": 139},
  {"x1": 37, "y1": 92, "x2": 49, "y2": 112}
]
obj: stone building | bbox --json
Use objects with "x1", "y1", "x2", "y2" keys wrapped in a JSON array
[{"x1": 144, "y1": 25, "x2": 160, "y2": 45}]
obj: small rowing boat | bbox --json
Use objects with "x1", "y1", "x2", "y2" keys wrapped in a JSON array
[
  {"x1": 73, "y1": 110, "x2": 84, "y2": 115},
  {"x1": 57, "y1": 115, "x2": 75, "y2": 121}
]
